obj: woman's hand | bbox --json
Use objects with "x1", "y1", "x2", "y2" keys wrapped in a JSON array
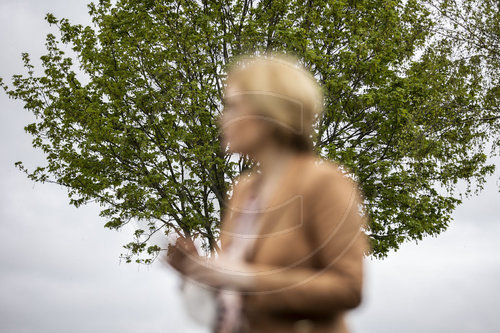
[
  {"x1": 159, "y1": 238, "x2": 255, "y2": 291},
  {"x1": 183, "y1": 254, "x2": 255, "y2": 290},
  {"x1": 159, "y1": 236, "x2": 199, "y2": 275}
]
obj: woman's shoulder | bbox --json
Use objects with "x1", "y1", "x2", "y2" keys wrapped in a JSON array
[
  {"x1": 300, "y1": 154, "x2": 352, "y2": 185},
  {"x1": 297, "y1": 154, "x2": 363, "y2": 205},
  {"x1": 301, "y1": 155, "x2": 369, "y2": 226}
]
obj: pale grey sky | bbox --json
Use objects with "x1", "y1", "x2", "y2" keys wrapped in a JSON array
[{"x1": 1, "y1": 1, "x2": 499, "y2": 332}]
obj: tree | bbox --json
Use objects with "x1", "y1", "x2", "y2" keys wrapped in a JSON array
[
  {"x1": 1, "y1": 0, "x2": 498, "y2": 262},
  {"x1": 423, "y1": 0, "x2": 499, "y2": 143},
  {"x1": 425, "y1": 0, "x2": 499, "y2": 77}
]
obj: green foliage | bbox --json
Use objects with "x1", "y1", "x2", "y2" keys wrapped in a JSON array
[{"x1": 1, "y1": 0, "x2": 498, "y2": 261}]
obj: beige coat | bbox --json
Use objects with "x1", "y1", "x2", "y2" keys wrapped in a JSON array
[{"x1": 219, "y1": 152, "x2": 371, "y2": 333}]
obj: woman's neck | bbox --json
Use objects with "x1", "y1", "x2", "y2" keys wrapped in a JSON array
[{"x1": 252, "y1": 144, "x2": 298, "y2": 181}]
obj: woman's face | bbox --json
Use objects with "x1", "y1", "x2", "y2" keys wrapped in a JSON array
[{"x1": 219, "y1": 84, "x2": 272, "y2": 156}]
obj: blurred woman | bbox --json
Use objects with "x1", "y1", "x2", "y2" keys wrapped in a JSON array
[{"x1": 163, "y1": 52, "x2": 370, "y2": 333}]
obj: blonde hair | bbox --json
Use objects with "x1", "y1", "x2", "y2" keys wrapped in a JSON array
[{"x1": 224, "y1": 52, "x2": 324, "y2": 152}]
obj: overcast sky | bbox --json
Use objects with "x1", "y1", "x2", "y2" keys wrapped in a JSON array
[{"x1": 1, "y1": 1, "x2": 499, "y2": 332}]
